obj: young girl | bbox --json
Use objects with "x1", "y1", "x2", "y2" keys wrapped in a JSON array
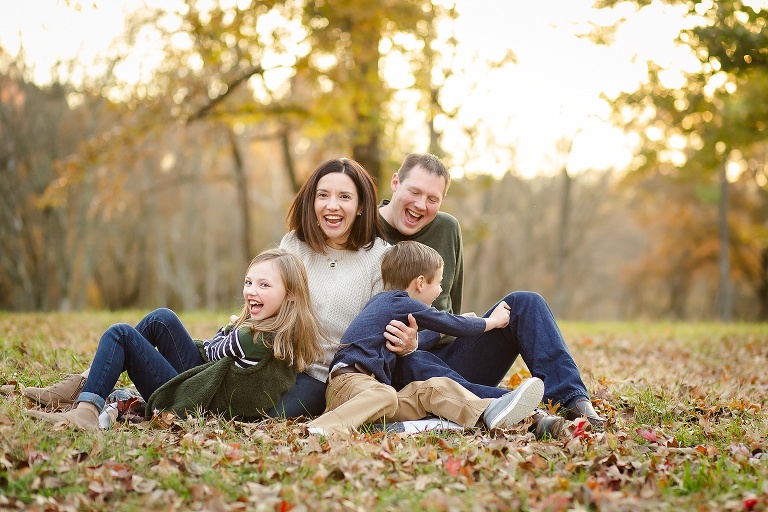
[{"x1": 25, "y1": 248, "x2": 323, "y2": 430}]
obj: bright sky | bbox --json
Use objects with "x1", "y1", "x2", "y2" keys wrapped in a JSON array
[{"x1": 0, "y1": 0, "x2": 695, "y2": 178}]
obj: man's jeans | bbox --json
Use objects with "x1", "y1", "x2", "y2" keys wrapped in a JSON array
[
  {"x1": 393, "y1": 291, "x2": 589, "y2": 407},
  {"x1": 78, "y1": 308, "x2": 204, "y2": 412}
]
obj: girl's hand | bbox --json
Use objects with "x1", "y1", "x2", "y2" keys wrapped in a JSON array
[
  {"x1": 230, "y1": 315, "x2": 239, "y2": 323},
  {"x1": 384, "y1": 314, "x2": 419, "y2": 355}
]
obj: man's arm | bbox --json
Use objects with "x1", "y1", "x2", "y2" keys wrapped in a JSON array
[{"x1": 452, "y1": 229, "x2": 464, "y2": 314}]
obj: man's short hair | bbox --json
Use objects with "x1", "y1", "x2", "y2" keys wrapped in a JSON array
[
  {"x1": 397, "y1": 153, "x2": 451, "y2": 193},
  {"x1": 381, "y1": 241, "x2": 444, "y2": 291}
]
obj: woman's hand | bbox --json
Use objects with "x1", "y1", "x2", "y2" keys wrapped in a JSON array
[{"x1": 384, "y1": 314, "x2": 419, "y2": 355}]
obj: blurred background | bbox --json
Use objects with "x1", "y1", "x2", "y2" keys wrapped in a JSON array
[{"x1": 0, "y1": 0, "x2": 766, "y2": 321}]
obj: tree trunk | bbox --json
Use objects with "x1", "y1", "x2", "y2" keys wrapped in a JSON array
[
  {"x1": 228, "y1": 127, "x2": 252, "y2": 262},
  {"x1": 718, "y1": 158, "x2": 732, "y2": 321},
  {"x1": 281, "y1": 128, "x2": 299, "y2": 194},
  {"x1": 554, "y1": 165, "x2": 572, "y2": 317},
  {"x1": 758, "y1": 247, "x2": 768, "y2": 321}
]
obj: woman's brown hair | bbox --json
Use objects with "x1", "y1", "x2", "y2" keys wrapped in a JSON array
[{"x1": 287, "y1": 158, "x2": 385, "y2": 254}]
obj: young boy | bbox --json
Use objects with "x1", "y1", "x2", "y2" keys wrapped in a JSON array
[{"x1": 307, "y1": 241, "x2": 544, "y2": 436}]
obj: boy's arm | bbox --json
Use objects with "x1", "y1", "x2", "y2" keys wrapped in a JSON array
[
  {"x1": 414, "y1": 329, "x2": 443, "y2": 351},
  {"x1": 411, "y1": 308, "x2": 486, "y2": 338},
  {"x1": 412, "y1": 300, "x2": 511, "y2": 337}
]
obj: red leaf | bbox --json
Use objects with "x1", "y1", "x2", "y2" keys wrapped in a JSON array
[
  {"x1": 278, "y1": 500, "x2": 294, "y2": 512},
  {"x1": 572, "y1": 419, "x2": 588, "y2": 439},
  {"x1": 444, "y1": 456, "x2": 462, "y2": 476},
  {"x1": 744, "y1": 497, "x2": 758, "y2": 510},
  {"x1": 638, "y1": 428, "x2": 657, "y2": 443}
]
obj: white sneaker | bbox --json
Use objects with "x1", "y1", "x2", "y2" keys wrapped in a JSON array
[
  {"x1": 307, "y1": 426, "x2": 328, "y2": 436},
  {"x1": 482, "y1": 377, "x2": 545, "y2": 429}
]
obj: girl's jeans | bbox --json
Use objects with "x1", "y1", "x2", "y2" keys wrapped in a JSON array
[{"x1": 78, "y1": 308, "x2": 204, "y2": 412}]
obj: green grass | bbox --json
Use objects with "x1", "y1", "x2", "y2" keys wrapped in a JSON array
[{"x1": 1, "y1": 312, "x2": 767, "y2": 511}]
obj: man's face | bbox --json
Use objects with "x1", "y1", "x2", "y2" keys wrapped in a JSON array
[{"x1": 386, "y1": 166, "x2": 446, "y2": 236}]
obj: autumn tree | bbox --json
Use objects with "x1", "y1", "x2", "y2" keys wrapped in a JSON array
[
  {"x1": 0, "y1": 53, "x2": 111, "y2": 311},
  {"x1": 592, "y1": 0, "x2": 768, "y2": 320}
]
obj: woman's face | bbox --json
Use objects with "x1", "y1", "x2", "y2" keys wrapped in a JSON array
[{"x1": 314, "y1": 172, "x2": 362, "y2": 249}]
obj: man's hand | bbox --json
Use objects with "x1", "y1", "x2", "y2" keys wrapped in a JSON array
[
  {"x1": 461, "y1": 312, "x2": 477, "y2": 317},
  {"x1": 384, "y1": 314, "x2": 419, "y2": 355}
]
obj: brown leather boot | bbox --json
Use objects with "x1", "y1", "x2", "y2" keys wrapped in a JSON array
[
  {"x1": 25, "y1": 403, "x2": 100, "y2": 431},
  {"x1": 564, "y1": 398, "x2": 606, "y2": 430},
  {"x1": 529, "y1": 409, "x2": 565, "y2": 440},
  {"x1": 23, "y1": 374, "x2": 86, "y2": 407}
]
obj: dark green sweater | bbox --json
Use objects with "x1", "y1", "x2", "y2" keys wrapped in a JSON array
[
  {"x1": 146, "y1": 339, "x2": 296, "y2": 421},
  {"x1": 379, "y1": 200, "x2": 464, "y2": 315}
]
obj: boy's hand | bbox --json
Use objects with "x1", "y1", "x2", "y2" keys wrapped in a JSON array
[
  {"x1": 385, "y1": 314, "x2": 419, "y2": 355},
  {"x1": 489, "y1": 301, "x2": 511, "y2": 329}
]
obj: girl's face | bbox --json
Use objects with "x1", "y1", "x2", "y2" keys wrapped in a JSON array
[
  {"x1": 243, "y1": 260, "x2": 288, "y2": 320},
  {"x1": 314, "y1": 172, "x2": 362, "y2": 249}
]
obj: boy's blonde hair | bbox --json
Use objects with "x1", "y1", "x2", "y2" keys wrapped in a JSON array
[
  {"x1": 381, "y1": 241, "x2": 444, "y2": 291},
  {"x1": 232, "y1": 248, "x2": 324, "y2": 372}
]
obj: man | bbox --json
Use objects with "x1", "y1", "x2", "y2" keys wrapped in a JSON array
[{"x1": 378, "y1": 153, "x2": 605, "y2": 434}]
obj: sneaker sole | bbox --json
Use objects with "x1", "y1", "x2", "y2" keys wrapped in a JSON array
[{"x1": 487, "y1": 378, "x2": 545, "y2": 429}]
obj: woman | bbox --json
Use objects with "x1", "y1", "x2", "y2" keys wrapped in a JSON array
[{"x1": 267, "y1": 157, "x2": 415, "y2": 418}]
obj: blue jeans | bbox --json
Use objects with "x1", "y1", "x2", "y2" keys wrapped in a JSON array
[
  {"x1": 392, "y1": 350, "x2": 509, "y2": 399},
  {"x1": 264, "y1": 373, "x2": 327, "y2": 419},
  {"x1": 393, "y1": 292, "x2": 589, "y2": 406},
  {"x1": 78, "y1": 308, "x2": 204, "y2": 412}
]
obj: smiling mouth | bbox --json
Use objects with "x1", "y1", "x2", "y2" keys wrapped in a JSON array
[
  {"x1": 323, "y1": 215, "x2": 343, "y2": 227},
  {"x1": 249, "y1": 300, "x2": 263, "y2": 313},
  {"x1": 404, "y1": 209, "x2": 423, "y2": 224}
]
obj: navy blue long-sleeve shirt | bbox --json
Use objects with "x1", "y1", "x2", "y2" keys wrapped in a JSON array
[{"x1": 330, "y1": 290, "x2": 487, "y2": 385}]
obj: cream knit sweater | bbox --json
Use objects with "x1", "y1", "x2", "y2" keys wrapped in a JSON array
[{"x1": 280, "y1": 232, "x2": 390, "y2": 382}]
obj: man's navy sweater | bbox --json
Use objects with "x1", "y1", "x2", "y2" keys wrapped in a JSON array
[{"x1": 330, "y1": 290, "x2": 487, "y2": 386}]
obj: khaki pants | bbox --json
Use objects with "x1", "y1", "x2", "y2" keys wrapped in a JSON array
[{"x1": 306, "y1": 373, "x2": 492, "y2": 436}]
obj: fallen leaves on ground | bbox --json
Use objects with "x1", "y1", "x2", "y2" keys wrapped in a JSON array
[{"x1": 1, "y1": 314, "x2": 767, "y2": 511}]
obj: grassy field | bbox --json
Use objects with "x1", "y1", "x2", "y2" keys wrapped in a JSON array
[{"x1": 1, "y1": 311, "x2": 767, "y2": 511}]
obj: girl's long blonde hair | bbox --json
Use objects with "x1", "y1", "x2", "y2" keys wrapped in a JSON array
[{"x1": 232, "y1": 248, "x2": 323, "y2": 372}]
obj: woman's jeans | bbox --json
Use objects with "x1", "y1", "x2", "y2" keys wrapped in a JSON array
[
  {"x1": 264, "y1": 373, "x2": 327, "y2": 418},
  {"x1": 393, "y1": 291, "x2": 589, "y2": 407},
  {"x1": 78, "y1": 308, "x2": 204, "y2": 412}
]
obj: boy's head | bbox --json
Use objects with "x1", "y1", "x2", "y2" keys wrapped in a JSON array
[{"x1": 382, "y1": 241, "x2": 444, "y2": 305}]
